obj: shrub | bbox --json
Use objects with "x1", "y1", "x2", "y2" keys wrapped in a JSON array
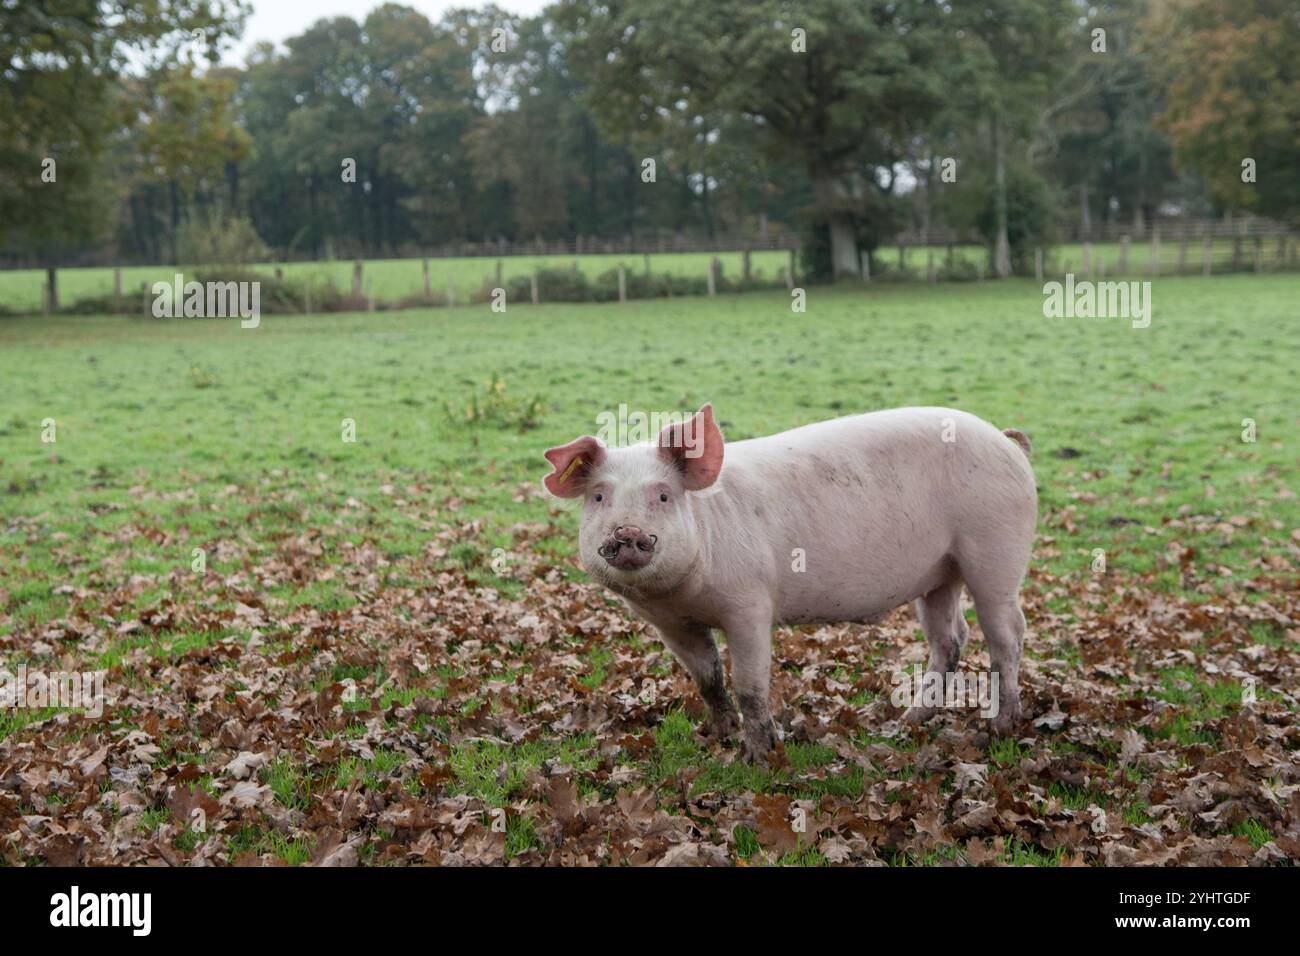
[
  {"x1": 177, "y1": 215, "x2": 271, "y2": 268},
  {"x1": 937, "y1": 258, "x2": 982, "y2": 282},
  {"x1": 444, "y1": 374, "x2": 546, "y2": 432},
  {"x1": 503, "y1": 267, "x2": 592, "y2": 304}
]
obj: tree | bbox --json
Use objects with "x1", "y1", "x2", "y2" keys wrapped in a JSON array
[
  {"x1": 941, "y1": 0, "x2": 1073, "y2": 276},
  {"x1": 464, "y1": 11, "x2": 584, "y2": 240},
  {"x1": 557, "y1": 0, "x2": 949, "y2": 279},
  {"x1": 0, "y1": 0, "x2": 247, "y2": 268},
  {"x1": 237, "y1": 6, "x2": 489, "y2": 254},
  {"x1": 1034, "y1": 1, "x2": 1178, "y2": 235},
  {"x1": 131, "y1": 65, "x2": 251, "y2": 262},
  {"x1": 386, "y1": 6, "x2": 485, "y2": 244},
  {"x1": 1146, "y1": 0, "x2": 1300, "y2": 218},
  {"x1": 239, "y1": 17, "x2": 371, "y2": 256}
]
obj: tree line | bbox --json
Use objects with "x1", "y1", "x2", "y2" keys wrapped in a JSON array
[{"x1": 2, "y1": 0, "x2": 1296, "y2": 280}]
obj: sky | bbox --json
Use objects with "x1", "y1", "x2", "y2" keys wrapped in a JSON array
[{"x1": 226, "y1": 0, "x2": 551, "y2": 63}]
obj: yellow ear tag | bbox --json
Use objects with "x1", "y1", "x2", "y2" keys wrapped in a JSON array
[{"x1": 558, "y1": 455, "x2": 584, "y2": 484}]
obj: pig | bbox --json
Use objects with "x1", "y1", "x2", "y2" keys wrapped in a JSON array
[{"x1": 542, "y1": 404, "x2": 1036, "y2": 762}]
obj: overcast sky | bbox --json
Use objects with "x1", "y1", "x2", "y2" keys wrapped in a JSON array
[{"x1": 227, "y1": 0, "x2": 551, "y2": 64}]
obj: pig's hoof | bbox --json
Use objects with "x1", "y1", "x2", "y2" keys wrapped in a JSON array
[
  {"x1": 902, "y1": 704, "x2": 937, "y2": 725},
  {"x1": 990, "y1": 704, "x2": 1022, "y2": 736},
  {"x1": 700, "y1": 709, "x2": 740, "y2": 742},
  {"x1": 740, "y1": 723, "x2": 779, "y2": 764},
  {"x1": 740, "y1": 739, "x2": 774, "y2": 765}
]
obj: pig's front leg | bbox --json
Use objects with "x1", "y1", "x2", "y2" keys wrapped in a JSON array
[
  {"x1": 722, "y1": 604, "x2": 780, "y2": 764},
  {"x1": 655, "y1": 621, "x2": 740, "y2": 742}
]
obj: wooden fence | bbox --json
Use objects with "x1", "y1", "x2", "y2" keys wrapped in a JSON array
[
  {"x1": 15, "y1": 215, "x2": 1300, "y2": 315},
  {"x1": 862, "y1": 230, "x2": 1300, "y2": 284},
  {"x1": 892, "y1": 215, "x2": 1297, "y2": 248}
]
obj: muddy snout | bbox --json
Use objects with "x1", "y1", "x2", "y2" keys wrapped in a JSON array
[{"x1": 597, "y1": 525, "x2": 657, "y2": 570}]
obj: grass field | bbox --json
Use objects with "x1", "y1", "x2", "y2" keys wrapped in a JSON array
[
  {"x1": 1, "y1": 239, "x2": 1289, "y2": 313},
  {"x1": 1, "y1": 275, "x2": 1297, "y2": 865}
]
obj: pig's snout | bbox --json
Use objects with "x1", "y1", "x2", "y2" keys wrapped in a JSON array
[{"x1": 597, "y1": 525, "x2": 657, "y2": 570}]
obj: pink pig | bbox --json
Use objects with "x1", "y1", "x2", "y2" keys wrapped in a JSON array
[{"x1": 543, "y1": 405, "x2": 1037, "y2": 762}]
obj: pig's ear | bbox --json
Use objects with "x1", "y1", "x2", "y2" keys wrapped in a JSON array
[
  {"x1": 542, "y1": 436, "x2": 606, "y2": 498},
  {"x1": 657, "y1": 403, "x2": 724, "y2": 490}
]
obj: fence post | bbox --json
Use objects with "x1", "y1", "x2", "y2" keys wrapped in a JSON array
[
  {"x1": 1118, "y1": 235, "x2": 1130, "y2": 274},
  {"x1": 1034, "y1": 248, "x2": 1044, "y2": 283},
  {"x1": 114, "y1": 268, "x2": 123, "y2": 310},
  {"x1": 1150, "y1": 227, "x2": 1160, "y2": 277},
  {"x1": 742, "y1": 249, "x2": 751, "y2": 281},
  {"x1": 707, "y1": 258, "x2": 717, "y2": 297},
  {"x1": 351, "y1": 260, "x2": 363, "y2": 298},
  {"x1": 946, "y1": 244, "x2": 954, "y2": 272},
  {"x1": 618, "y1": 265, "x2": 627, "y2": 303},
  {"x1": 446, "y1": 277, "x2": 456, "y2": 308},
  {"x1": 422, "y1": 258, "x2": 431, "y2": 298},
  {"x1": 786, "y1": 250, "x2": 795, "y2": 289},
  {"x1": 1203, "y1": 234, "x2": 1213, "y2": 276},
  {"x1": 644, "y1": 253, "x2": 651, "y2": 276},
  {"x1": 1176, "y1": 239, "x2": 1188, "y2": 274},
  {"x1": 860, "y1": 250, "x2": 871, "y2": 284},
  {"x1": 496, "y1": 260, "x2": 504, "y2": 287},
  {"x1": 530, "y1": 272, "x2": 539, "y2": 305},
  {"x1": 45, "y1": 266, "x2": 58, "y2": 312}
]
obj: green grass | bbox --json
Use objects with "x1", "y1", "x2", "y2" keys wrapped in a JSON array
[
  {"x1": 448, "y1": 735, "x2": 599, "y2": 806},
  {"x1": 263, "y1": 756, "x2": 312, "y2": 810},
  {"x1": 1005, "y1": 839, "x2": 1066, "y2": 867},
  {"x1": 650, "y1": 711, "x2": 864, "y2": 798},
  {"x1": 0, "y1": 707, "x2": 61, "y2": 742},
  {"x1": 1230, "y1": 818, "x2": 1272, "y2": 850},
  {"x1": 225, "y1": 824, "x2": 314, "y2": 865}
]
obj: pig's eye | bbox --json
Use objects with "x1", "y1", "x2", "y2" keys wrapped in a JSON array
[
  {"x1": 594, "y1": 493, "x2": 603, "y2": 502},
  {"x1": 659, "y1": 493, "x2": 668, "y2": 502}
]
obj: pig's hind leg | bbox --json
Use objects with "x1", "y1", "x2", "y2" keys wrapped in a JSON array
[
  {"x1": 960, "y1": 551, "x2": 1030, "y2": 736},
  {"x1": 970, "y1": 595, "x2": 1026, "y2": 735},
  {"x1": 902, "y1": 576, "x2": 968, "y2": 725}
]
